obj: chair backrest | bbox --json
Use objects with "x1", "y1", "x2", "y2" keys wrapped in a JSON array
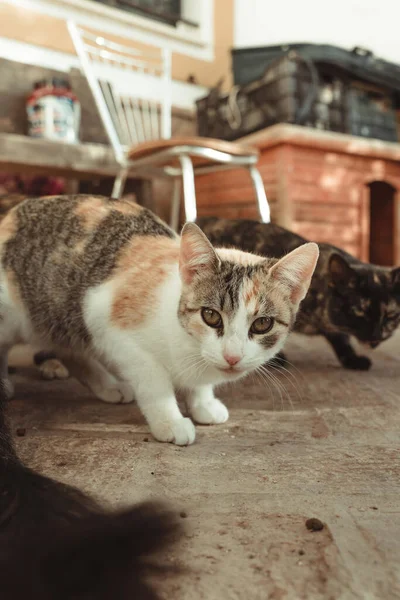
[{"x1": 68, "y1": 21, "x2": 172, "y2": 164}]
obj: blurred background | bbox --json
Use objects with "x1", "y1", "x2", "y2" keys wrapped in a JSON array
[{"x1": 0, "y1": 0, "x2": 399, "y2": 265}]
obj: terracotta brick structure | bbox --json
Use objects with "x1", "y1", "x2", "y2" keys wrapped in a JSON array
[{"x1": 195, "y1": 124, "x2": 400, "y2": 266}]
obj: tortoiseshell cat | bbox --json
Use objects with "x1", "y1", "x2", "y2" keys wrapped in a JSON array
[
  {"x1": 0, "y1": 195, "x2": 318, "y2": 444},
  {"x1": 197, "y1": 217, "x2": 400, "y2": 370}
]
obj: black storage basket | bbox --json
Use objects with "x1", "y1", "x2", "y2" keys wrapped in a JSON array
[
  {"x1": 196, "y1": 44, "x2": 400, "y2": 143},
  {"x1": 196, "y1": 52, "x2": 346, "y2": 141}
]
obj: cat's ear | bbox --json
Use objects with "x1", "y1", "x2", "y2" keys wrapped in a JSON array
[
  {"x1": 179, "y1": 223, "x2": 220, "y2": 284},
  {"x1": 269, "y1": 242, "x2": 319, "y2": 304},
  {"x1": 328, "y1": 253, "x2": 356, "y2": 286}
]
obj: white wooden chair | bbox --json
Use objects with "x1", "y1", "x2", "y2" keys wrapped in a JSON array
[{"x1": 68, "y1": 22, "x2": 270, "y2": 229}]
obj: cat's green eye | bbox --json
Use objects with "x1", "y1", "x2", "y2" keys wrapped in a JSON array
[
  {"x1": 201, "y1": 308, "x2": 222, "y2": 328},
  {"x1": 250, "y1": 316, "x2": 274, "y2": 334}
]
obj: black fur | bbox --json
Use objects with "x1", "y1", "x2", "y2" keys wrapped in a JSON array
[{"x1": 0, "y1": 381, "x2": 181, "y2": 599}]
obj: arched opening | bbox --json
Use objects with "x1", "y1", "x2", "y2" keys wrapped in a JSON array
[{"x1": 368, "y1": 181, "x2": 396, "y2": 266}]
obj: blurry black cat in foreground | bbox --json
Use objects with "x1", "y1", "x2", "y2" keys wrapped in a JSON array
[
  {"x1": 0, "y1": 379, "x2": 181, "y2": 599},
  {"x1": 197, "y1": 217, "x2": 400, "y2": 370}
]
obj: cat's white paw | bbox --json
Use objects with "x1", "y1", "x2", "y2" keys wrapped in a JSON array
[
  {"x1": 94, "y1": 383, "x2": 134, "y2": 404},
  {"x1": 150, "y1": 417, "x2": 196, "y2": 446},
  {"x1": 190, "y1": 397, "x2": 229, "y2": 425},
  {"x1": 40, "y1": 359, "x2": 70, "y2": 380}
]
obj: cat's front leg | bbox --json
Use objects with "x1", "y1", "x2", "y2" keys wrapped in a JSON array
[
  {"x1": 116, "y1": 351, "x2": 196, "y2": 446},
  {"x1": 186, "y1": 385, "x2": 229, "y2": 425},
  {"x1": 324, "y1": 332, "x2": 371, "y2": 370}
]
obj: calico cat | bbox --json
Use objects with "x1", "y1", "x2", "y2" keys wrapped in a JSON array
[
  {"x1": 0, "y1": 195, "x2": 318, "y2": 444},
  {"x1": 0, "y1": 380, "x2": 181, "y2": 599},
  {"x1": 197, "y1": 216, "x2": 400, "y2": 370}
]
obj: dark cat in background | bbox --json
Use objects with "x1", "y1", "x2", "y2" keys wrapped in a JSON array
[{"x1": 197, "y1": 217, "x2": 400, "y2": 370}]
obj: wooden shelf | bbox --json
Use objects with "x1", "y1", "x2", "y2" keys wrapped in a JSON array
[{"x1": 0, "y1": 133, "x2": 118, "y2": 180}]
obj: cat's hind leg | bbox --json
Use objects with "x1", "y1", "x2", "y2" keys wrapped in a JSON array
[
  {"x1": 33, "y1": 351, "x2": 70, "y2": 380},
  {"x1": 0, "y1": 272, "x2": 25, "y2": 396},
  {"x1": 0, "y1": 348, "x2": 14, "y2": 400},
  {"x1": 61, "y1": 354, "x2": 134, "y2": 404},
  {"x1": 0, "y1": 311, "x2": 18, "y2": 399}
]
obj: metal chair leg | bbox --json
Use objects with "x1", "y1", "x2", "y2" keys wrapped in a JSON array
[
  {"x1": 111, "y1": 168, "x2": 129, "y2": 199},
  {"x1": 170, "y1": 178, "x2": 181, "y2": 231},
  {"x1": 179, "y1": 154, "x2": 197, "y2": 222},
  {"x1": 249, "y1": 165, "x2": 270, "y2": 223}
]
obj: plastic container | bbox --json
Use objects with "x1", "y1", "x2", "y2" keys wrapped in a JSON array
[
  {"x1": 26, "y1": 78, "x2": 81, "y2": 143},
  {"x1": 196, "y1": 53, "x2": 346, "y2": 141},
  {"x1": 197, "y1": 47, "x2": 399, "y2": 143}
]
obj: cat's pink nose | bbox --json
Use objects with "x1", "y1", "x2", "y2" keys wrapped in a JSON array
[{"x1": 223, "y1": 354, "x2": 241, "y2": 366}]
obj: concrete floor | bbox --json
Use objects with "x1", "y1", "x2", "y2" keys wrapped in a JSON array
[{"x1": 8, "y1": 334, "x2": 400, "y2": 600}]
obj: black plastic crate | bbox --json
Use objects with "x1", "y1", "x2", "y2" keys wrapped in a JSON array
[
  {"x1": 196, "y1": 52, "x2": 347, "y2": 141},
  {"x1": 231, "y1": 43, "x2": 400, "y2": 101}
]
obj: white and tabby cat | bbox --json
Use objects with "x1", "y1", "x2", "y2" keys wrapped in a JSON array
[{"x1": 0, "y1": 195, "x2": 318, "y2": 444}]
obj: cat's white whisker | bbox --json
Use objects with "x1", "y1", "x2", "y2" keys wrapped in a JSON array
[
  {"x1": 258, "y1": 365, "x2": 288, "y2": 411},
  {"x1": 177, "y1": 356, "x2": 207, "y2": 381},
  {"x1": 270, "y1": 356, "x2": 308, "y2": 386},
  {"x1": 254, "y1": 366, "x2": 277, "y2": 406},
  {"x1": 266, "y1": 363, "x2": 303, "y2": 407}
]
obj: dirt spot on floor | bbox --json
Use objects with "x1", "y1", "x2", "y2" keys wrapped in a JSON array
[{"x1": 311, "y1": 415, "x2": 330, "y2": 439}]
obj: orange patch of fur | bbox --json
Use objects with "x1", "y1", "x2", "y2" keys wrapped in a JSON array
[
  {"x1": 243, "y1": 278, "x2": 261, "y2": 313},
  {"x1": 75, "y1": 197, "x2": 111, "y2": 230},
  {"x1": 250, "y1": 277, "x2": 262, "y2": 312},
  {"x1": 111, "y1": 236, "x2": 180, "y2": 328},
  {"x1": 244, "y1": 281, "x2": 254, "y2": 304},
  {"x1": 112, "y1": 198, "x2": 143, "y2": 216},
  {"x1": 0, "y1": 211, "x2": 17, "y2": 246},
  {"x1": 239, "y1": 269, "x2": 264, "y2": 311}
]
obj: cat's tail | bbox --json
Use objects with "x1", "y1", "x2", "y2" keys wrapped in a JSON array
[{"x1": 0, "y1": 381, "x2": 181, "y2": 600}]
